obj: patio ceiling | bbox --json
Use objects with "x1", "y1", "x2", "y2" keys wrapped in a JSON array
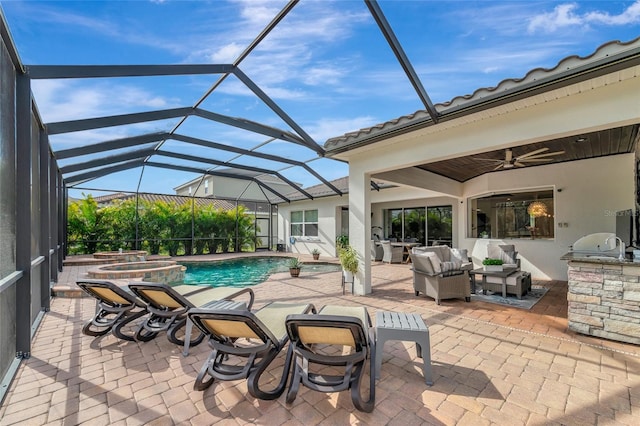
[
  {"x1": 415, "y1": 124, "x2": 640, "y2": 183},
  {"x1": 20, "y1": 0, "x2": 430, "y2": 204}
]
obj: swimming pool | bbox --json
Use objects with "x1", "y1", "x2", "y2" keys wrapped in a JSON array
[{"x1": 181, "y1": 257, "x2": 341, "y2": 288}]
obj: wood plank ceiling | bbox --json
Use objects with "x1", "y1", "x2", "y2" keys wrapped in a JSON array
[{"x1": 416, "y1": 124, "x2": 639, "y2": 182}]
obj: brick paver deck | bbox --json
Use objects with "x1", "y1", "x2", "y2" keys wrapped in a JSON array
[{"x1": 1, "y1": 254, "x2": 639, "y2": 425}]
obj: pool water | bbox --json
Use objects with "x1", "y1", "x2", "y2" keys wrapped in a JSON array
[{"x1": 181, "y1": 257, "x2": 340, "y2": 288}]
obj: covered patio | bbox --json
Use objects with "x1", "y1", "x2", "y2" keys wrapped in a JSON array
[{"x1": 1, "y1": 258, "x2": 639, "y2": 425}]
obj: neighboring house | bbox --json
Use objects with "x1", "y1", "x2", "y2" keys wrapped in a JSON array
[
  {"x1": 174, "y1": 169, "x2": 300, "y2": 203},
  {"x1": 278, "y1": 38, "x2": 640, "y2": 294}
]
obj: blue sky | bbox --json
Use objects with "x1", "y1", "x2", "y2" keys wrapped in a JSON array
[{"x1": 3, "y1": 0, "x2": 640, "y2": 198}]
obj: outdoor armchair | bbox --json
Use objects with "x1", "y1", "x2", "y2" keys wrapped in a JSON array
[{"x1": 411, "y1": 246, "x2": 471, "y2": 304}]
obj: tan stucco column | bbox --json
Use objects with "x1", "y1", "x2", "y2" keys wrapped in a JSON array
[{"x1": 349, "y1": 167, "x2": 371, "y2": 295}]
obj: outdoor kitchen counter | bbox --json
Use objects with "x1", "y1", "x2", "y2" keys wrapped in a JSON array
[
  {"x1": 560, "y1": 251, "x2": 631, "y2": 264},
  {"x1": 562, "y1": 253, "x2": 640, "y2": 345}
]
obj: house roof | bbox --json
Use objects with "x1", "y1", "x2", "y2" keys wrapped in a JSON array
[{"x1": 92, "y1": 192, "x2": 236, "y2": 211}]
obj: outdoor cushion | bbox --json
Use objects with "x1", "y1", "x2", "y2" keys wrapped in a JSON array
[
  {"x1": 450, "y1": 248, "x2": 472, "y2": 270},
  {"x1": 485, "y1": 273, "x2": 523, "y2": 287},
  {"x1": 488, "y1": 244, "x2": 518, "y2": 266},
  {"x1": 412, "y1": 251, "x2": 439, "y2": 275},
  {"x1": 440, "y1": 261, "x2": 463, "y2": 277},
  {"x1": 429, "y1": 245, "x2": 451, "y2": 263}
]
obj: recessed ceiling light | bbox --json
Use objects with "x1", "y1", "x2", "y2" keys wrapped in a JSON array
[{"x1": 575, "y1": 137, "x2": 587, "y2": 143}]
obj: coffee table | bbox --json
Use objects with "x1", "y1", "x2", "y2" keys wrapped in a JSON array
[{"x1": 470, "y1": 267, "x2": 519, "y2": 298}]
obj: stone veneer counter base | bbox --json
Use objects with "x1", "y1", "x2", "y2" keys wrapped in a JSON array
[{"x1": 566, "y1": 257, "x2": 640, "y2": 345}]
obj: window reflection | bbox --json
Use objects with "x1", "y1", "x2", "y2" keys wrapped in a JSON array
[{"x1": 469, "y1": 190, "x2": 554, "y2": 239}]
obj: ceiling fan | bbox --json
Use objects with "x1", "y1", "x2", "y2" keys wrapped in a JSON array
[{"x1": 474, "y1": 148, "x2": 565, "y2": 170}]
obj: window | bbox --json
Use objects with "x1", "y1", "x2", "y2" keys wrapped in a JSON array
[
  {"x1": 469, "y1": 189, "x2": 554, "y2": 239},
  {"x1": 204, "y1": 180, "x2": 209, "y2": 195},
  {"x1": 291, "y1": 210, "x2": 318, "y2": 237}
]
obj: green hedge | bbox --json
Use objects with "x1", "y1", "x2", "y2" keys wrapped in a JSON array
[{"x1": 67, "y1": 195, "x2": 258, "y2": 255}]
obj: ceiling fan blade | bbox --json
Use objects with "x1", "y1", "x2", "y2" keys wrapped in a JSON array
[
  {"x1": 505, "y1": 149, "x2": 513, "y2": 162},
  {"x1": 514, "y1": 161, "x2": 526, "y2": 167},
  {"x1": 516, "y1": 147, "x2": 549, "y2": 160},
  {"x1": 473, "y1": 157, "x2": 504, "y2": 163},
  {"x1": 518, "y1": 158, "x2": 553, "y2": 162},
  {"x1": 521, "y1": 150, "x2": 565, "y2": 159},
  {"x1": 492, "y1": 163, "x2": 504, "y2": 171}
]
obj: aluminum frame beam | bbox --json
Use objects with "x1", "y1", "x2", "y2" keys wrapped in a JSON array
[
  {"x1": 365, "y1": 0, "x2": 438, "y2": 123},
  {"x1": 59, "y1": 148, "x2": 156, "y2": 174},
  {"x1": 47, "y1": 108, "x2": 194, "y2": 135},
  {"x1": 26, "y1": 64, "x2": 235, "y2": 79},
  {"x1": 65, "y1": 159, "x2": 144, "y2": 186},
  {"x1": 233, "y1": 68, "x2": 325, "y2": 155},
  {"x1": 192, "y1": 108, "x2": 306, "y2": 145},
  {"x1": 55, "y1": 132, "x2": 169, "y2": 159}
]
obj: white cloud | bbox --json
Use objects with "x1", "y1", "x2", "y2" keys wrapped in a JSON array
[
  {"x1": 32, "y1": 80, "x2": 178, "y2": 123},
  {"x1": 585, "y1": 1, "x2": 640, "y2": 25},
  {"x1": 306, "y1": 116, "x2": 378, "y2": 143},
  {"x1": 528, "y1": 1, "x2": 640, "y2": 33},
  {"x1": 209, "y1": 42, "x2": 245, "y2": 63}
]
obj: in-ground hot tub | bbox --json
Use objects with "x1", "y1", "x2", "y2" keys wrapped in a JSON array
[
  {"x1": 87, "y1": 260, "x2": 185, "y2": 284},
  {"x1": 93, "y1": 250, "x2": 148, "y2": 263}
]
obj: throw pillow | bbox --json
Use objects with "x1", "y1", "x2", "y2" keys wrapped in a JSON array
[
  {"x1": 440, "y1": 260, "x2": 459, "y2": 273},
  {"x1": 450, "y1": 248, "x2": 468, "y2": 263},
  {"x1": 440, "y1": 261, "x2": 463, "y2": 277}
]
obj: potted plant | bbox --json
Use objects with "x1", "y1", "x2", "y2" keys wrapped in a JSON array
[
  {"x1": 336, "y1": 235, "x2": 349, "y2": 253},
  {"x1": 311, "y1": 248, "x2": 320, "y2": 260},
  {"x1": 482, "y1": 258, "x2": 503, "y2": 271},
  {"x1": 288, "y1": 257, "x2": 302, "y2": 277},
  {"x1": 339, "y1": 245, "x2": 359, "y2": 282}
]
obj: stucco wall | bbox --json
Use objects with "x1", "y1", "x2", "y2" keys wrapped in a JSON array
[{"x1": 277, "y1": 197, "x2": 347, "y2": 258}]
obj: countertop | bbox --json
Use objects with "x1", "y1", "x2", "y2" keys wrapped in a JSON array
[{"x1": 561, "y1": 251, "x2": 636, "y2": 265}]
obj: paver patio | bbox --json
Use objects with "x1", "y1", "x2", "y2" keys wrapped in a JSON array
[{"x1": 1, "y1": 254, "x2": 639, "y2": 425}]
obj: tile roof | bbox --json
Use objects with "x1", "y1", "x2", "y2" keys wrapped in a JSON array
[
  {"x1": 325, "y1": 37, "x2": 640, "y2": 152},
  {"x1": 91, "y1": 192, "x2": 236, "y2": 210}
]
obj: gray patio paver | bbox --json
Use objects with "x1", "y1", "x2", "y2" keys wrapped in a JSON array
[{"x1": 1, "y1": 256, "x2": 640, "y2": 425}]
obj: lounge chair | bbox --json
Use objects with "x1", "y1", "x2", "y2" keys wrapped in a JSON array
[
  {"x1": 284, "y1": 305, "x2": 376, "y2": 412},
  {"x1": 128, "y1": 282, "x2": 255, "y2": 346},
  {"x1": 76, "y1": 279, "x2": 148, "y2": 341},
  {"x1": 187, "y1": 302, "x2": 316, "y2": 400}
]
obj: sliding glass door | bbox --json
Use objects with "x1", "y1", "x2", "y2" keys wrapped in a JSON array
[
  {"x1": 426, "y1": 206, "x2": 452, "y2": 246},
  {"x1": 384, "y1": 207, "x2": 425, "y2": 243}
]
